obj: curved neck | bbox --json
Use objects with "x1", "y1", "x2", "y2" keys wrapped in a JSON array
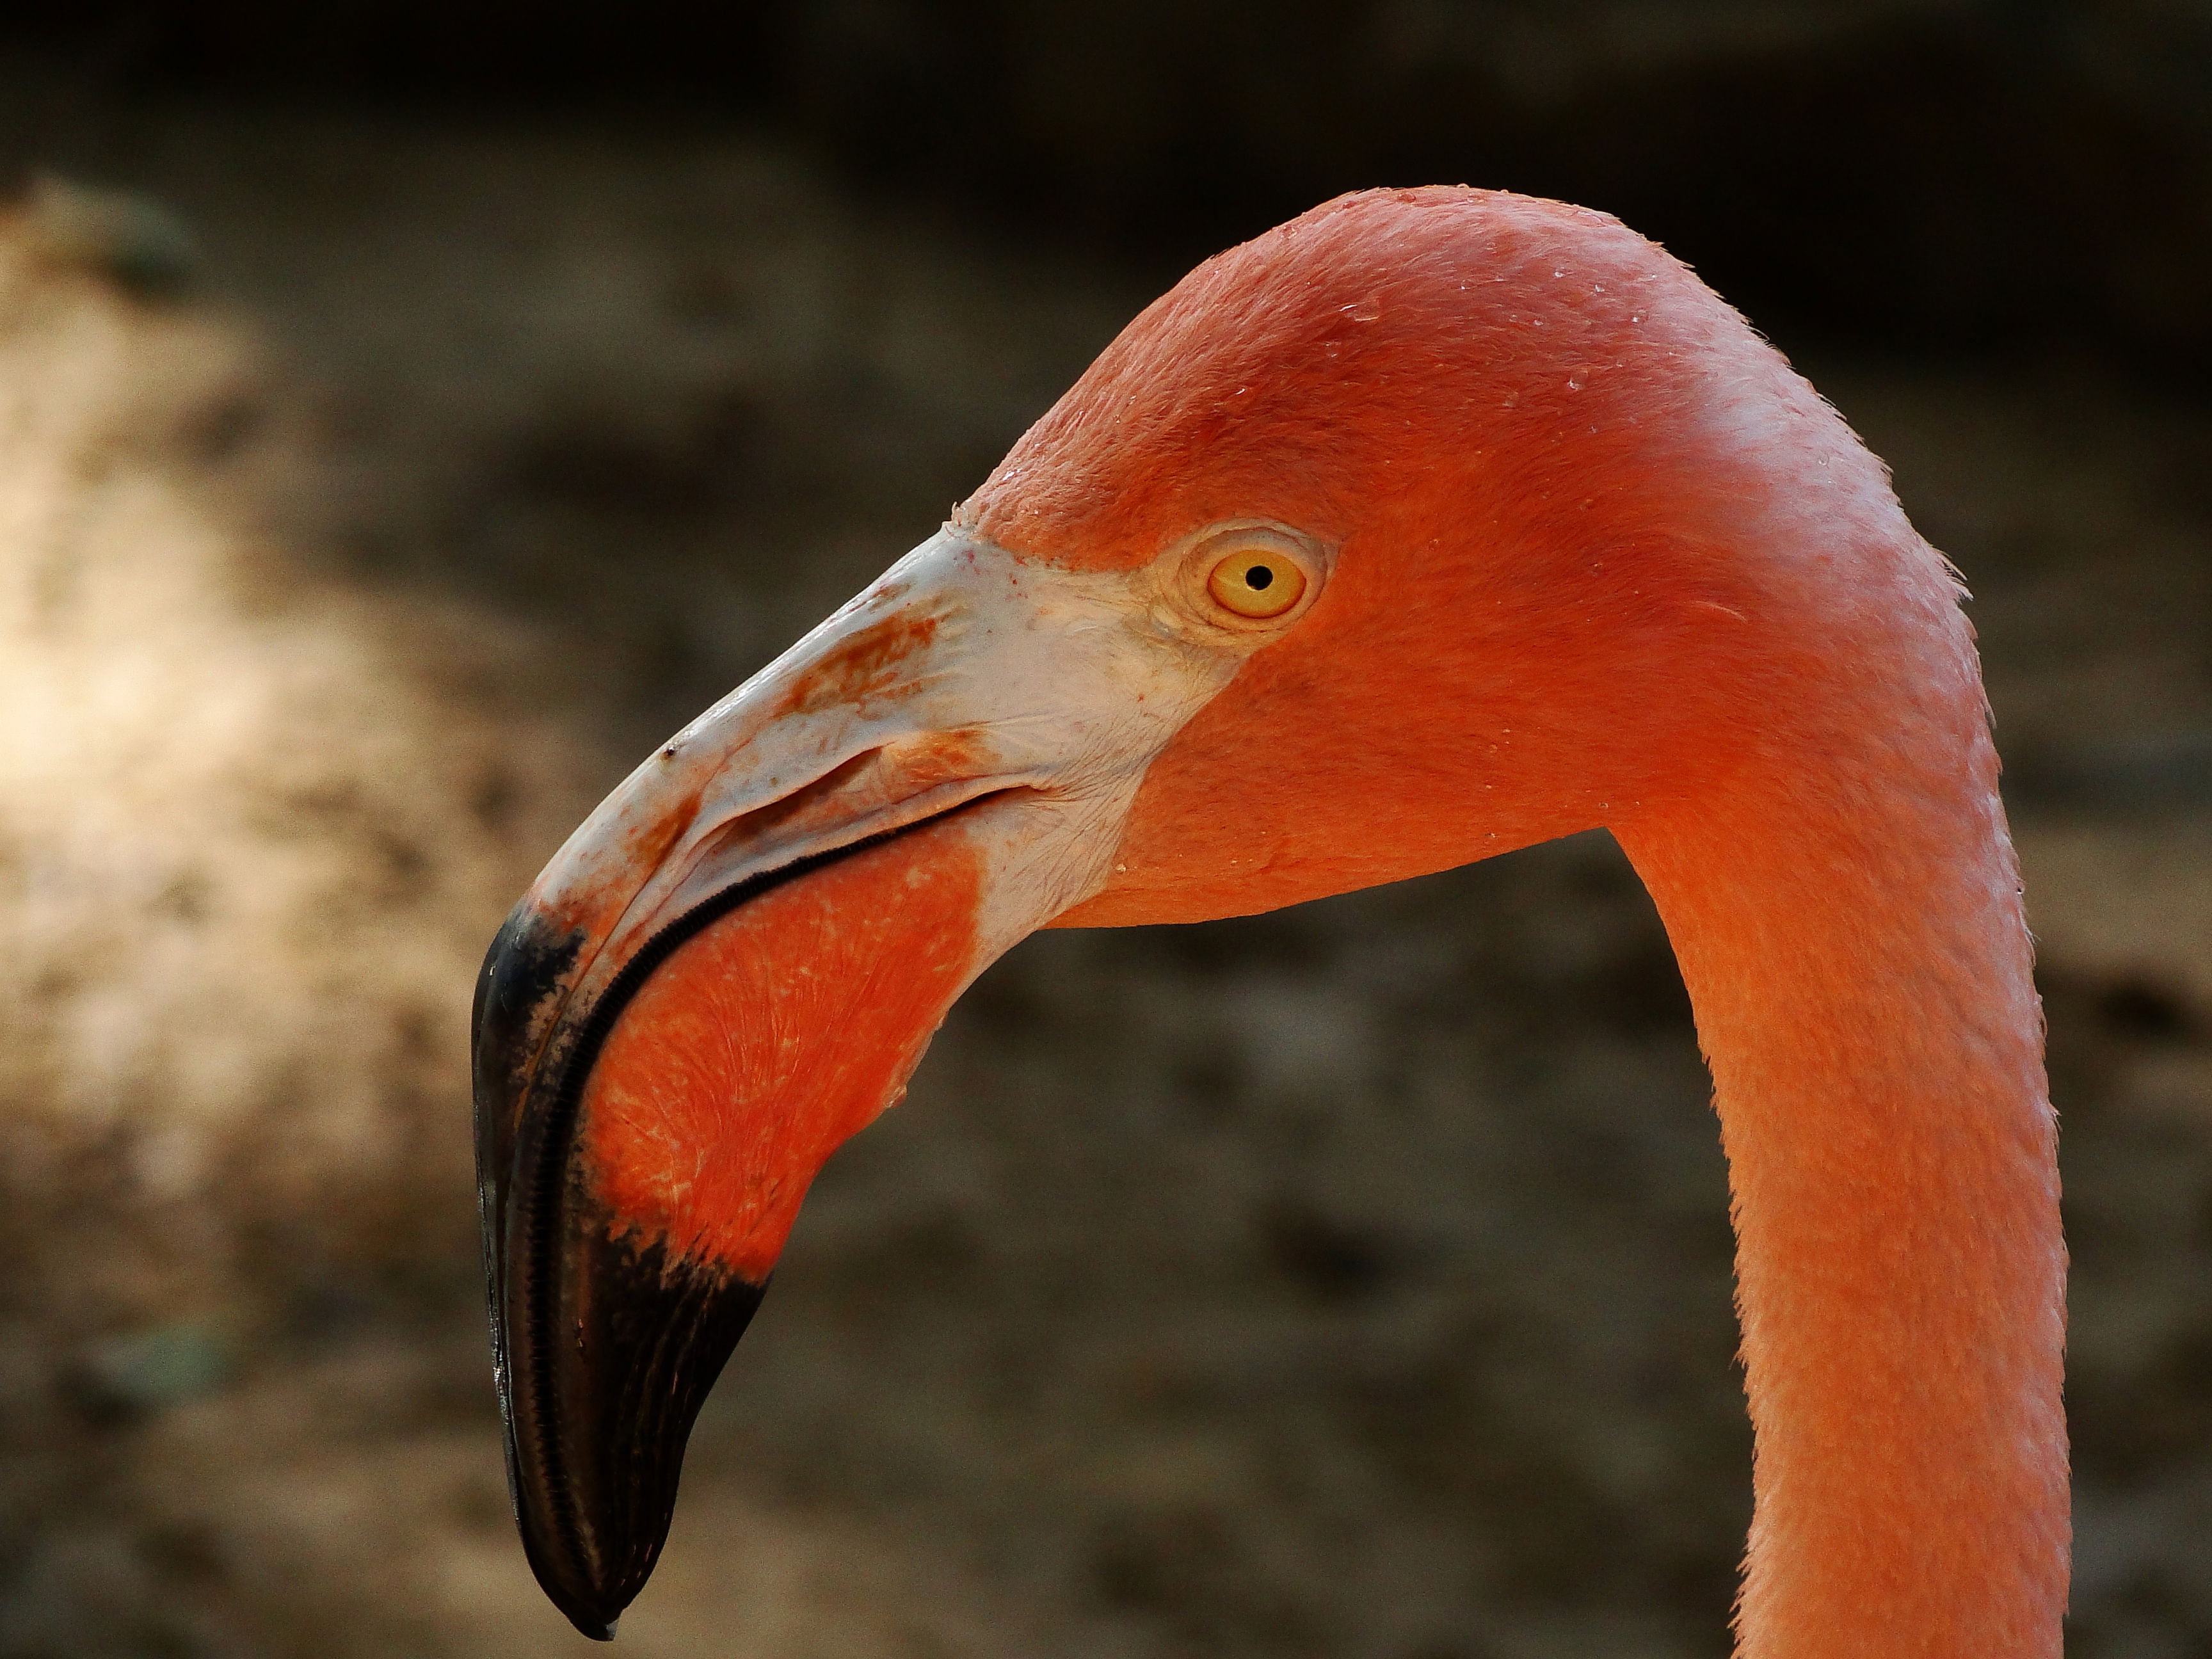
[{"x1": 1616, "y1": 689, "x2": 2067, "y2": 1657}]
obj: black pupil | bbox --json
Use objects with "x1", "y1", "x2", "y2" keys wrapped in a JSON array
[{"x1": 1244, "y1": 564, "x2": 1274, "y2": 591}]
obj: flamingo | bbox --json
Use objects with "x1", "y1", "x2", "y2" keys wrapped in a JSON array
[{"x1": 474, "y1": 186, "x2": 2067, "y2": 1656}]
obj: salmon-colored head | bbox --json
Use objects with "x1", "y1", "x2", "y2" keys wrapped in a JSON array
[{"x1": 476, "y1": 187, "x2": 1909, "y2": 1637}]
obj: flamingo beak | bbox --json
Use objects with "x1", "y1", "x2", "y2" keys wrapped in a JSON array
[{"x1": 472, "y1": 529, "x2": 1241, "y2": 1637}]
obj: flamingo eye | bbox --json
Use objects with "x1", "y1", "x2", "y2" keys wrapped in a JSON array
[{"x1": 1206, "y1": 547, "x2": 1307, "y2": 618}]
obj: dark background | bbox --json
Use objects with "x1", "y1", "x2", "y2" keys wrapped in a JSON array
[
  {"x1": 10, "y1": 0, "x2": 2212, "y2": 367},
  {"x1": 0, "y1": 6, "x2": 2207, "y2": 1658}
]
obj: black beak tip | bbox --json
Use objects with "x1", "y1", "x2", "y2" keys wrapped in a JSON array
[
  {"x1": 492, "y1": 1199, "x2": 773, "y2": 1644},
  {"x1": 524, "y1": 1527, "x2": 630, "y2": 1644}
]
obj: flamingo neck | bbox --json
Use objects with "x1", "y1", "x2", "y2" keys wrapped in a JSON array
[{"x1": 1615, "y1": 677, "x2": 2067, "y2": 1657}]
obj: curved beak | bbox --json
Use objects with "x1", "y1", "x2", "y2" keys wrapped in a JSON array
[{"x1": 472, "y1": 529, "x2": 1234, "y2": 1637}]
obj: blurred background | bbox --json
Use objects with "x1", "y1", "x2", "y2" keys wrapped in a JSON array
[{"x1": 0, "y1": 3, "x2": 2206, "y2": 1656}]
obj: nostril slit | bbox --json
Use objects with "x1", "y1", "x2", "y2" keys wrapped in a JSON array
[
  {"x1": 699, "y1": 748, "x2": 886, "y2": 862},
  {"x1": 680, "y1": 735, "x2": 1026, "y2": 894}
]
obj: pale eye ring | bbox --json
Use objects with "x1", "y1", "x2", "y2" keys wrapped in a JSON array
[{"x1": 1206, "y1": 547, "x2": 1308, "y2": 619}]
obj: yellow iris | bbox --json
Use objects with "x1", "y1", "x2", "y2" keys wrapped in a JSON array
[{"x1": 1206, "y1": 548, "x2": 1307, "y2": 618}]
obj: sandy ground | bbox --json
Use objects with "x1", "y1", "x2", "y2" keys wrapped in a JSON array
[{"x1": 0, "y1": 76, "x2": 2209, "y2": 1659}]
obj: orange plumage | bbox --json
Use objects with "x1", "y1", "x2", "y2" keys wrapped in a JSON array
[{"x1": 991, "y1": 188, "x2": 2066, "y2": 1656}]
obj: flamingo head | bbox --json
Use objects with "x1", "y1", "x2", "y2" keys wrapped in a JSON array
[{"x1": 476, "y1": 186, "x2": 1873, "y2": 1637}]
